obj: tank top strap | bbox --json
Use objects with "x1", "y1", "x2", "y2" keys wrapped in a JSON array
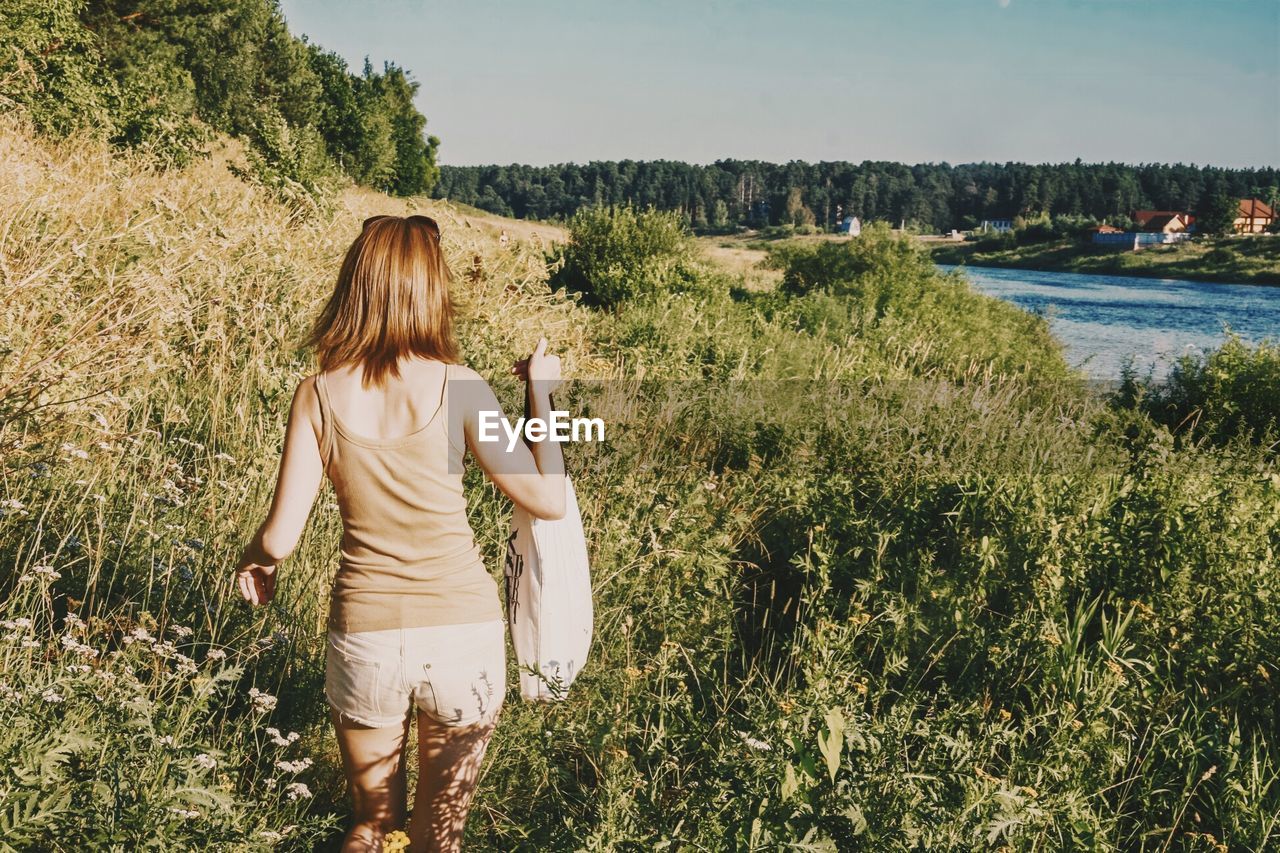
[{"x1": 314, "y1": 372, "x2": 335, "y2": 467}]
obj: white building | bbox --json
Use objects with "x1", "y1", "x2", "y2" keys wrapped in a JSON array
[{"x1": 835, "y1": 215, "x2": 861, "y2": 236}]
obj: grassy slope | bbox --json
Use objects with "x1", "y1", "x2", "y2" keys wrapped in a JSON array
[
  {"x1": 3, "y1": 120, "x2": 1280, "y2": 850},
  {"x1": 928, "y1": 235, "x2": 1280, "y2": 285}
]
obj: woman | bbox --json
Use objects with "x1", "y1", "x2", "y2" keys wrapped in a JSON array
[{"x1": 234, "y1": 214, "x2": 566, "y2": 851}]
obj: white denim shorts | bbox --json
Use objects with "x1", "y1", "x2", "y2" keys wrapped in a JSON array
[{"x1": 325, "y1": 619, "x2": 506, "y2": 729}]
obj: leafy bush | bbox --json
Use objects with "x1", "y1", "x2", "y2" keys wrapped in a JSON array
[
  {"x1": 550, "y1": 205, "x2": 713, "y2": 307},
  {"x1": 1139, "y1": 334, "x2": 1280, "y2": 448}
]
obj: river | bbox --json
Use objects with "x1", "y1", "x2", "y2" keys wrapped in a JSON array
[{"x1": 939, "y1": 265, "x2": 1280, "y2": 379}]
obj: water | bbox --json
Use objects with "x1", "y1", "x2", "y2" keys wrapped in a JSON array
[{"x1": 940, "y1": 265, "x2": 1280, "y2": 379}]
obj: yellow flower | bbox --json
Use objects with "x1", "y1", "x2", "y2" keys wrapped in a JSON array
[{"x1": 382, "y1": 830, "x2": 410, "y2": 853}]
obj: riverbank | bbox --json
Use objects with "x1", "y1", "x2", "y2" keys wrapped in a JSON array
[{"x1": 928, "y1": 236, "x2": 1280, "y2": 286}]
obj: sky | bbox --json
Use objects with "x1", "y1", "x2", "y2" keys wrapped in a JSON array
[{"x1": 278, "y1": 0, "x2": 1280, "y2": 168}]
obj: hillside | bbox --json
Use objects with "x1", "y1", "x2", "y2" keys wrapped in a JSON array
[{"x1": 3, "y1": 118, "x2": 1280, "y2": 850}]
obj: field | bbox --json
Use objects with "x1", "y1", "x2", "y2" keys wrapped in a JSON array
[
  {"x1": 3, "y1": 117, "x2": 1280, "y2": 850},
  {"x1": 928, "y1": 236, "x2": 1280, "y2": 286}
]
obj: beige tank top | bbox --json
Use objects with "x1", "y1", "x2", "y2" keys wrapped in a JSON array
[{"x1": 316, "y1": 363, "x2": 502, "y2": 634}]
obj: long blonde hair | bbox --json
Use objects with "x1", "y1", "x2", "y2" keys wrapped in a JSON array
[{"x1": 309, "y1": 215, "x2": 460, "y2": 385}]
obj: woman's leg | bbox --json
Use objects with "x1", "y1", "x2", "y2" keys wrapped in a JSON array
[
  {"x1": 331, "y1": 708, "x2": 411, "y2": 852},
  {"x1": 408, "y1": 712, "x2": 498, "y2": 852}
]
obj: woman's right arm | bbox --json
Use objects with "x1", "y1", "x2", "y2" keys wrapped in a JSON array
[{"x1": 458, "y1": 339, "x2": 566, "y2": 520}]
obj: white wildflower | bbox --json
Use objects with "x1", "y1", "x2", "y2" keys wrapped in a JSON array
[
  {"x1": 60, "y1": 635, "x2": 99, "y2": 658},
  {"x1": 4, "y1": 617, "x2": 32, "y2": 630},
  {"x1": 0, "y1": 684, "x2": 22, "y2": 701},
  {"x1": 157, "y1": 735, "x2": 175, "y2": 747},
  {"x1": 213, "y1": 452, "x2": 235, "y2": 463},
  {"x1": 42, "y1": 689, "x2": 64, "y2": 703},
  {"x1": 265, "y1": 727, "x2": 300, "y2": 747},
  {"x1": 31, "y1": 564, "x2": 62, "y2": 580},
  {"x1": 274, "y1": 758, "x2": 313, "y2": 773},
  {"x1": 65, "y1": 664, "x2": 91, "y2": 674},
  {"x1": 20, "y1": 639, "x2": 40, "y2": 649},
  {"x1": 170, "y1": 624, "x2": 193, "y2": 639},
  {"x1": 63, "y1": 613, "x2": 86, "y2": 630},
  {"x1": 169, "y1": 807, "x2": 201, "y2": 819},
  {"x1": 284, "y1": 782, "x2": 312, "y2": 801},
  {"x1": 205, "y1": 649, "x2": 227, "y2": 662},
  {"x1": 248, "y1": 687, "x2": 278, "y2": 713},
  {"x1": 736, "y1": 730, "x2": 773, "y2": 752},
  {"x1": 193, "y1": 753, "x2": 217, "y2": 770},
  {"x1": 259, "y1": 831, "x2": 283, "y2": 842},
  {"x1": 60, "y1": 443, "x2": 90, "y2": 460}
]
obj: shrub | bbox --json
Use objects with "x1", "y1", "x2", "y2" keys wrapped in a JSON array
[
  {"x1": 1140, "y1": 334, "x2": 1280, "y2": 448},
  {"x1": 550, "y1": 205, "x2": 709, "y2": 307}
]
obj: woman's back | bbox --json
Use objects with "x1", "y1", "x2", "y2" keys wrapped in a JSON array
[{"x1": 315, "y1": 358, "x2": 501, "y2": 634}]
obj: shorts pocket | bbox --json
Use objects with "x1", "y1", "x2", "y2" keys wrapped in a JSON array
[
  {"x1": 325, "y1": 634, "x2": 397, "y2": 725},
  {"x1": 412, "y1": 624, "x2": 506, "y2": 726}
]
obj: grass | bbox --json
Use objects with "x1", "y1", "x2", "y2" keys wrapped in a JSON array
[
  {"x1": 3, "y1": 117, "x2": 1280, "y2": 850},
  {"x1": 928, "y1": 235, "x2": 1280, "y2": 286}
]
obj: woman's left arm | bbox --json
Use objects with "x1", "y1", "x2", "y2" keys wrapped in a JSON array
[{"x1": 235, "y1": 377, "x2": 325, "y2": 606}]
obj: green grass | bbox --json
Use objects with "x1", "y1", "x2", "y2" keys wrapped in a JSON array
[
  {"x1": 929, "y1": 236, "x2": 1280, "y2": 285},
  {"x1": 3, "y1": 121, "x2": 1280, "y2": 850}
]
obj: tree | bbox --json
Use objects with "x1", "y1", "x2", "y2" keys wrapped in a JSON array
[{"x1": 1197, "y1": 192, "x2": 1237, "y2": 237}]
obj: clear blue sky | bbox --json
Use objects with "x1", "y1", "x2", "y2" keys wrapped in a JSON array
[{"x1": 278, "y1": 0, "x2": 1279, "y2": 168}]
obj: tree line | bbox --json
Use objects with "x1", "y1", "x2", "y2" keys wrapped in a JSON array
[
  {"x1": 1, "y1": 0, "x2": 439, "y2": 197},
  {"x1": 433, "y1": 160, "x2": 1280, "y2": 232}
]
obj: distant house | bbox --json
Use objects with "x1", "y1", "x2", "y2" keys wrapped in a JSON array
[
  {"x1": 1132, "y1": 210, "x2": 1195, "y2": 233},
  {"x1": 980, "y1": 219, "x2": 1013, "y2": 233},
  {"x1": 1089, "y1": 224, "x2": 1125, "y2": 234},
  {"x1": 834, "y1": 215, "x2": 861, "y2": 236},
  {"x1": 1235, "y1": 198, "x2": 1275, "y2": 234}
]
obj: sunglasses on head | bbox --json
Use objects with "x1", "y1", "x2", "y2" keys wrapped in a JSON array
[{"x1": 362, "y1": 214, "x2": 440, "y2": 234}]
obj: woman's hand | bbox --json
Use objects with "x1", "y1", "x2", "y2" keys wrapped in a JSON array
[
  {"x1": 510, "y1": 337, "x2": 562, "y2": 395},
  {"x1": 235, "y1": 563, "x2": 277, "y2": 606}
]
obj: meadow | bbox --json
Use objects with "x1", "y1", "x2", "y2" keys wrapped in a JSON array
[
  {"x1": 2, "y1": 118, "x2": 1280, "y2": 851},
  {"x1": 927, "y1": 236, "x2": 1280, "y2": 286}
]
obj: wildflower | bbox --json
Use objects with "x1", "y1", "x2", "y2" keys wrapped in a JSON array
[
  {"x1": 265, "y1": 727, "x2": 300, "y2": 747},
  {"x1": 61, "y1": 635, "x2": 99, "y2": 658},
  {"x1": 21, "y1": 639, "x2": 40, "y2": 649},
  {"x1": 30, "y1": 564, "x2": 62, "y2": 581},
  {"x1": 60, "y1": 443, "x2": 90, "y2": 460},
  {"x1": 284, "y1": 782, "x2": 312, "y2": 801},
  {"x1": 124, "y1": 626, "x2": 154, "y2": 645},
  {"x1": 264, "y1": 777, "x2": 278, "y2": 789},
  {"x1": 249, "y1": 687, "x2": 278, "y2": 713},
  {"x1": 206, "y1": 649, "x2": 228, "y2": 662},
  {"x1": 0, "y1": 684, "x2": 22, "y2": 702},
  {"x1": 42, "y1": 689, "x2": 64, "y2": 703},
  {"x1": 383, "y1": 830, "x2": 411, "y2": 853},
  {"x1": 169, "y1": 807, "x2": 201, "y2": 819},
  {"x1": 193, "y1": 753, "x2": 217, "y2": 770},
  {"x1": 274, "y1": 758, "x2": 313, "y2": 773},
  {"x1": 735, "y1": 731, "x2": 773, "y2": 752},
  {"x1": 174, "y1": 654, "x2": 198, "y2": 675},
  {"x1": 63, "y1": 613, "x2": 87, "y2": 630},
  {"x1": 170, "y1": 624, "x2": 194, "y2": 639},
  {"x1": 65, "y1": 664, "x2": 92, "y2": 674},
  {"x1": 3, "y1": 618, "x2": 32, "y2": 630},
  {"x1": 157, "y1": 735, "x2": 175, "y2": 747},
  {"x1": 213, "y1": 452, "x2": 236, "y2": 463},
  {"x1": 259, "y1": 831, "x2": 283, "y2": 842}
]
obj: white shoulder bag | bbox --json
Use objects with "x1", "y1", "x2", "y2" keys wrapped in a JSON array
[{"x1": 503, "y1": 476, "x2": 594, "y2": 701}]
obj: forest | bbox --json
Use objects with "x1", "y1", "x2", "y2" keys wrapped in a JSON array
[
  {"x1": 434, "y1": 159, "x2": 1280, "y2": 232},
  {"x1": 1, "y1": 0, "x2": 439, "y2": 198}
]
